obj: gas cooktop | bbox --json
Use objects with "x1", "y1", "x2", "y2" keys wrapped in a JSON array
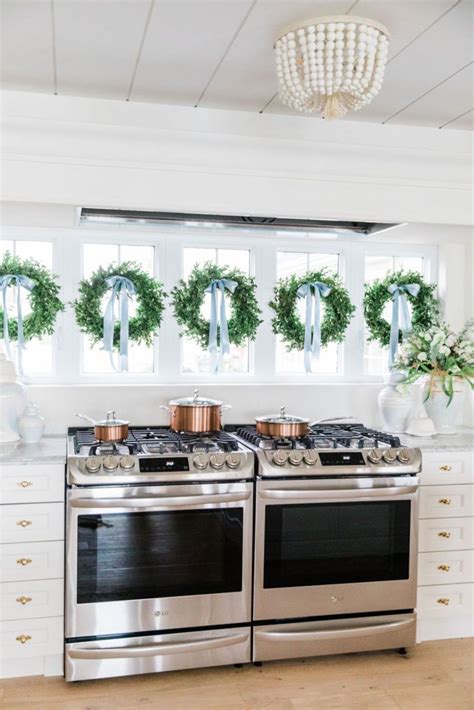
[{"x1": 233, "y1": 423, "x2": 401, "y2": 450}]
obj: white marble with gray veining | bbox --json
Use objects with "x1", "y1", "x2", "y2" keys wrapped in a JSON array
[
  {"x1": 0, "y1": 436, "x2": 67, "y2": 465},
  {"x1": 400, "y1": 427, "x2": 474, "y2": 452}
]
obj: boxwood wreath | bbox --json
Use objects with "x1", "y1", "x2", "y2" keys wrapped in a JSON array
[
  {"x1": 0, "y1": 251, "x2": 64, "y2": 341},
  {"x1": 171, "y1": 262, "x2": 262, "y2": 348},
  {"x1": 73, "y1": 262, "x2": 166, "y2": 349},
  {"x1": 269, "y1": 270, "x2": 355, "y2": 350},
  {"x1": 364, "y1": 270, "x2": 438, "y2": 348}
]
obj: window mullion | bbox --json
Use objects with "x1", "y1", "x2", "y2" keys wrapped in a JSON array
[
  {"x1": 343, "y1": 243, "x2": 365, "y2": 381},
  {"x1": 158, "y1": 235, "x2": 182, "y2": 381},
  {"x1": 253, "y1": 240, "x2": 276, "y2": 382},
  {"x1": 56, "y1": 232, "x2": 82, "y2": 382}
]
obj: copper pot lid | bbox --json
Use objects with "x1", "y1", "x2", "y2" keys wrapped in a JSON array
[
  {"x1": 255, "y1": 406, "x2": 310, "y2": 425},
  {"x1": 96, "y1": 410, "x2": 129, "y2": 427},
  {"x1": 169, "y1": 389, "x2": 223, "y2": 408}
]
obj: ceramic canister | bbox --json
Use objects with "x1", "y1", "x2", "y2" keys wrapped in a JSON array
[{"x1": 0, "y1": 354, "x2": 27, "y2": 443}]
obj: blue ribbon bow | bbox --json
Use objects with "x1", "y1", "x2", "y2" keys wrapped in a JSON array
[
  {"x1": 0, "y1": 274, "x2": 36, "y2": 377},
  {"x1": 205, "y1": 279, "x2": 238, "y2": 373},
  {"x1": 387, "y1": 283, "x2": 420, "y2": 367},
  {"x1": 296, "y1": 281, "x2": 332, "y2": 373},
  {"x1": 103, "y1": 276, "x2": 136, "y2": 372}
]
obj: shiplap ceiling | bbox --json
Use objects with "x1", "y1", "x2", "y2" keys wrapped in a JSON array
[{"x1": 1, "y1": 0, "x2": 473, "y2": 130}]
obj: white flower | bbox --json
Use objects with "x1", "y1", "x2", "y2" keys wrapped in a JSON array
[
  {"x1": 446, "y1": 335, "x2": 456, "y2": 347},
  {"x1": 439, "y1": 345, "x2": 450, "y2": 356},
  {"x1": 417, "y1": 352, "x2": 427, "y2": 361}
]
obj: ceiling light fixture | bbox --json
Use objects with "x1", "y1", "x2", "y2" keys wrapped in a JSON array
[{"x1": 274, "y1": 15, "x2": 389, "y2": 119}]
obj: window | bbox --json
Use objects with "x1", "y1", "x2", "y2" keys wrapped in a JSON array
[
  {"x1": 0, "y1": 238, "x2": 54, "y2": 375},
  {"x1": 181, "y1": 247, "x2": 251, "y2": 374},
  {"x1": 81, "y1": 242, "x2": 155, "y2": 374},
  {"x1": 364, "y1": 255, "x2": 424, "y2": 376},
  {"x1": 276, "y1": 251, "x2": 340, "y2": 374}
]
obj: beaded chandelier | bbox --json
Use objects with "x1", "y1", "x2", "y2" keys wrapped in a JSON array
[{"x1": 274, "y1": 16, "x2": 390, "y2": 119}]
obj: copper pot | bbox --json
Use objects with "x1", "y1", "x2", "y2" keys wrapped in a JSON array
[
  {"x1": 255, "y1": 406, "x2": 310, "y2": 438},
  {"x1": 161, "y1": 390, "x2": 232, "y2": 434},
  {"x1": 75, "y1": 411, "x2": 129, "y2": 442}
]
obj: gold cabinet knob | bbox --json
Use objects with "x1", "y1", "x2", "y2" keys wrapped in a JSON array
[
  {"x1": 437, "y1": 598, "x2": 450, "y2": 606},
  {"x1": 16, "y1": 520, "x2": 32, "y2": 528},
  {"x1": 16, "y1": 596, "x2": 32, "y2": 605},
  {"x1": 16, "y1": 634, "x2": 32, "y2": 644},
  {"x1": 439, "y1": 465, "x2": 452, "y2": 472},
  {"x1": 16, "y1": 558, "x2": 32, "y2": 566},
  {"x1": 438, "y1": 564, "x2": 451, "y2": 572},
  {"x1": 17, "y1": 480, "x2": 33, "y2": 488},
  {"x1": 438, "y1": 531, "x2": 451, "y2": 538},
  {"x1": 438, "y1": 498, "x2": 451, "y2": 505}
]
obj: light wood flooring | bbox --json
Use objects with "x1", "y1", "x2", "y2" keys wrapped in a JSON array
[{"x1": 1, "y1": 638, "x2": 473, "y2": 710}]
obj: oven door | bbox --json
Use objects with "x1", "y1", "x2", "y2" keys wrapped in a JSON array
[
  {"x1": 254, "y1": 477, "x2": 418, "y2": 621},
  {"x1": 66, "y1": 482, "x2": 253, "y2": 638}
]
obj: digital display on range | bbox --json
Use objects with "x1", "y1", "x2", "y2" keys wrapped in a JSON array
[
  {"x1": 319, "y1": 452, "x2": 365, "y2": 466},
  {"x1": 139, "y1": 458, "x2": 190, "y2": 473}
]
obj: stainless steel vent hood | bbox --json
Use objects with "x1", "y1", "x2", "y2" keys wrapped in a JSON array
[{"x1": 79, "y1": 208, "x2": 403, "y2": 237}]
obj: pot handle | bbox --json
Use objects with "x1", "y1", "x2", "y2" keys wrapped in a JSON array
[
  {"x1": 75, "y1": 412, "x2": 96, "y2": 425},
  {"x1": 160, "y1": 405, "x2": 175, "y2": 418},
  {"x1": 221, "y1": 405, "x2": 232, "y2": 414}
]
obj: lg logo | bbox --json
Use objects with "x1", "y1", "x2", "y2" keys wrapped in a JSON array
[
  {"x1": 155, "y1": 610, "x2": 169, "y2": 617},
  {"x1": 330, "y1": 595, "x2": 344, "y2": 603}
]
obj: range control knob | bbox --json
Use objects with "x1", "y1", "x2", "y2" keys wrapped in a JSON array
[
  {"x1": 193, "y1": 453, "x2": 209, "y2": 470},
  {"x1": 272, "y1": 451, "x2": 288, "y2": 467},
  {"x1": 119, "y1": 456, "x2": 135, "y2": 470},
  {"x1": 102, "y1": 456, "x2": 119, "y2": 471},
  {"x1": 225, "y1": 453, "x2": 241, "y2": 469},
  {"x1": 288, "y1": 451, "x2": 304, "y2": 466},
  {"x1": 303, "y1": 450, "x2": 318, "y2": 466},
  {"x1": 397, "y1": 448, "x2": 411, "y2": 464},
  {"x1": 382, "y1": 448, "x2": 397, "y2": 464},
  {"x1": 85, "y1": 457, "x2": 101, "y2": 473},
  {"x1": 367, "y1": 448, "x2": 383, "y2": 464},
  {"x1": 210, "y1": 453, "x2": 226, "y2": 469}
]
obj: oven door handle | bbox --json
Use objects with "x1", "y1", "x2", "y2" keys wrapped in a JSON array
[
  {"x1": 256, "y1": 618, "x2": 414, "y2": 642},
  {"x1": 259, "y1": 485, "x2": 418, "y2": 500},
  {"x1": 67, "y1": 632, "x2": 248, "y2": 659},
  {"x1": 70, "y1": 491, "x2": 251, "y2": 510}
]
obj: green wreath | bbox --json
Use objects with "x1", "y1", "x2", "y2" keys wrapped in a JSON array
[
  {"x1": 269, "y1": 270, "x2": 355, "y2": 349},
  {"x1": 171, "y1": 262, "x2": 262, "y2": 347},
  {"x1": 73, "y1": 262, "x2": 166, "y2": 349},
  {"x1": 0, "y1": 252, "x2": 64, "y2": 341},
  {"x1": 364, "y1": 269, "x2": 438, "y2": 347}
]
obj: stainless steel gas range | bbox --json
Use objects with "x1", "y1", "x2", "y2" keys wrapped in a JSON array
[
  {"x1": 65, "y1": 427, "x2": 254, "y2": 681},
  {"x1": 231, "y1": 423, "x2": 421, "y2": 663}
]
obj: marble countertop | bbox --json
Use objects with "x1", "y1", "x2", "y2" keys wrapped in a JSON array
[
  {"x1": 0, "y1": 436, "x2": 67, "y2": 465},
  {"x1": 400, "y1": 427, "x2": 473, "y2": 452}
]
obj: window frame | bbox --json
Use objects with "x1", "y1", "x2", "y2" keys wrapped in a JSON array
[{"x1": 1, "y1": 224, "x2": 437, "y2": 385}]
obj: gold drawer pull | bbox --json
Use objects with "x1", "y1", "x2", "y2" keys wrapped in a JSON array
[
  {"x1": 438, "y1": 531, "x2": 451, "y2": 538},
  {"x1": 438, "y1": 498, "x2": 451, "y2": 505},
  {"x1": 16, "y1": 596, "x2": 32, "y2": 605},
  {"x1": 16, "y1": 558, "x2": 32, "y2": 566},
  {"x1": 16, "y1": 634, "x2": 32, "y2": 644},
  {"x1": 437, "y1": 598, "x2": 450, "y2": 606},
  {"x1": 16, "y1": 520, "x2": 32, "y2": 528},
  {"x1": 440, "y1": 465, "x2": 452, "y2": 472},
  {"x1": 438, "y1": 564, "x2": 451, "y2": 572},
  {"x1": 17, "y1": 480, "x2": 33, "y2": 488}
]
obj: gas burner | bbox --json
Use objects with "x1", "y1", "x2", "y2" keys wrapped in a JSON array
[{"x1": 234, "y1": 424, "x2": 400, "y2": 451}]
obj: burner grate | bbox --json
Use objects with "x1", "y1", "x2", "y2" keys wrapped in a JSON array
[{"x1": 235, "y1": 423, "x2": 400, "y2": 450}]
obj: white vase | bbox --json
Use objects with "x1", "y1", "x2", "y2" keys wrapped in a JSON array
[
  {"x1": 422, "y1": 377, "x2": 466, "y2": 435},
  {"x1": 0, "y1": 354, "x2": 27, "y2": 445},
  {"x1": 378, "y1": 372, "x2": 414, "y2": 433},
  {"x1": 18, "y1": 402, "x2": 45, "y2": 444}
]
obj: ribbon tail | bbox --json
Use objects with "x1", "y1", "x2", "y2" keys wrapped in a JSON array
[
  {"x1": 389, "y1": 294, "x2": 400, "y2": 369},
  {"x1": 208, "y1": 286, "x2": 218, "y2": 374},
  {"x1": 16, "y1": 283, "x2": 24, "y2": 378},
  {"x1": 219, "y1": 282, "x2": 230, "y2": 371},
  {"x1": 303, "y1": 290, "x2": 313, "y2": 374},
  {"x1": 119, "y1": 287, "x2": 129, "y2": 372},
  {"x1": 399, "y1": 293, "x2": 412, "y2": 334},
  {"x1": 312, "y1": 287, "x2": 322, "y2": 362},
  {"x1": 103, "y1": 287, "x2": 118, "y2": 372},
  {"x1": 2, "y1": 282, "x2": 12, "y2": 361}
]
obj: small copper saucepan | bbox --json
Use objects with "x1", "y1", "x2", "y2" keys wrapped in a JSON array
[
  {"x1": 75, "y1": 411, "x2": 129, "y2": 443},
  {"x1": 161, "y1": 390, "x2": 232, "y2": 434},
  {"x1": 255, "y1": 406, "x2": 310, "y2": 438}
]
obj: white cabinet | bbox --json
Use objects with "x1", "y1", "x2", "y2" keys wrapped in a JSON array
[
  {"x1": 417, "y1": 449, "x2": 474, "y2": 643},
  {"x1": 0, "y1": 458, "x2": 65, "y2": 679}
]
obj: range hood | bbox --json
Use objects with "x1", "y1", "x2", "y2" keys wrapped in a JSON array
[{"x1": 79, "y1": 208, "x2": 402, "y2": 237}]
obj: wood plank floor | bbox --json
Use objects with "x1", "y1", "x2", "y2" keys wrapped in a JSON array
[{"x1": 1, "y1": 639, "x2": 473, "y2": 709}]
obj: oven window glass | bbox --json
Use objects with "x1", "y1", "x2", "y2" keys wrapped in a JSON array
[
  {"x1": 77, "y1": 509, "x2": 243, "y2": 603},
  {"x1": 264, "y1": 501, "x2": 411, "y2": 588}
]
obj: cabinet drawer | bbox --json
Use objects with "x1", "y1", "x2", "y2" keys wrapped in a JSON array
[
  {"x1": 420, "y1": 485, "x2": 473, "y2": 519},
  {"x1": 0, "y1": 579, "x2": 64, "y2": 621},
  {"x1": 0, "y1": 616, "x2": 63, "y2": 661},
  {"x1": 0, "y1": 503, "x2": 64, "y2": 543},
  {"x1": 0, "y1": 464, "x2": 64, "y2": 505},
  {"x1": 0, "y1": 541, "x2": 64, "y2": 583},
  {"x1": 418, "y1": 582, "x2": 474, "y2": 619},
  {"x1": 418, "y1": 550, "x2": 474, "y2": 586},
  {"x1": 421, "y1": 452, "x2": 473, "y2": 486},
  {"x1": 419, "y1": 517, "x2": 474, "y2": 552}
]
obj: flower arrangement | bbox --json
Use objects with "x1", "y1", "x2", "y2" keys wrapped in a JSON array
[{"x1": 394, "y1": 320, "x2": 474, "y2": 404}]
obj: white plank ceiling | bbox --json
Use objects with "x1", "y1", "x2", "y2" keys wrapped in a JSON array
[{"x1": 1, "y1": 0, "x2": 473, "y2": 130}]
